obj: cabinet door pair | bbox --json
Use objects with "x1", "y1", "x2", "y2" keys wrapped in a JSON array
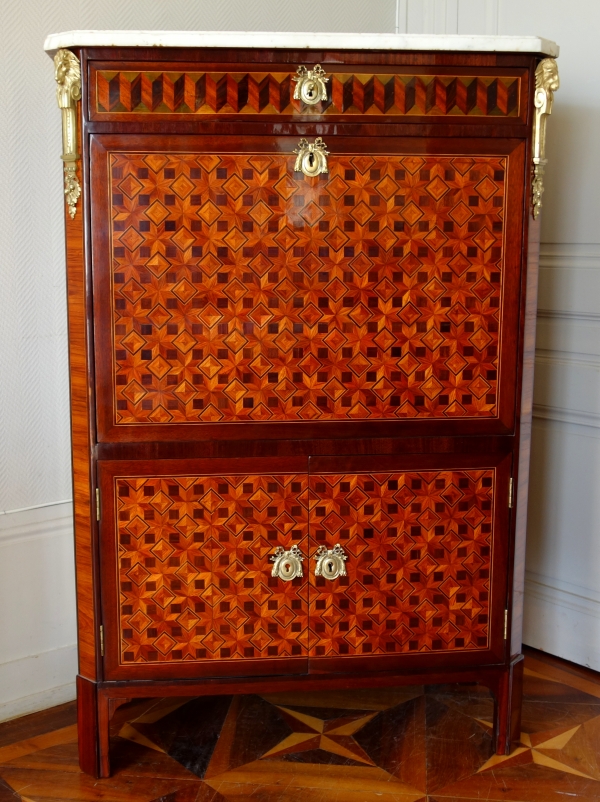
[
  {"x1": 98, "y1": 454, "x2": 511, "y2": 680},
  {"x1": 91, "y1": 135, "x2": 526, "y2": 442}
]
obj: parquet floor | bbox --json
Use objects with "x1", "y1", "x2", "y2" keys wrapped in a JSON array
[{"x1": 1, "y1": 648, "x2": 600, "y2": 801}]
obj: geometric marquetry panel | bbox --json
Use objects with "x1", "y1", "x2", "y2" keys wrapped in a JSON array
[
  {"x1": 116, "y1": 473, "x2": 308, "y2": 664},
  {"x1": 94, "y1": 70, "x2": 520, "y2": 117},
  {"x1": 309, "y1": 470, "x2": 494, "y2": 657},
  {"x1": 110, "y1": 153, "x2": 505, "y2": 424}
]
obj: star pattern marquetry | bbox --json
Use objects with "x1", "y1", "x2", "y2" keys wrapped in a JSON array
[
  {"x1": 261, "y1": 705, "x2": 377, "y2": 764},
  {"x1": 116, "y1": 467, "x2": 495, "y2": 665},
  {"x1": 95, "y1": 69, "x2": 520, "y2": 117},
  {"x1": 2, "y1": 661, "x2": 600, "y2": 802},
  {"x1": 116, "y1": 473, "x2": 309, "y2": 664},
  {"x1": 110, "y1": 153, "x2": 505, "y2": 425},
  {"x1": 309, "y1": 470, "x2": 494, "y2": 657},
  {"x1": 476, "y1": 718, "x2": 600, "y2": 780}
]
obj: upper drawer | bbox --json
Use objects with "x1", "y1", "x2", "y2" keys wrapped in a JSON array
[
  {"x1": 88, "y1": 62, "x2": 529, "y2": 124},
  {"x1": 91, "y1": 134, "x2": 525, "y2": 443}
]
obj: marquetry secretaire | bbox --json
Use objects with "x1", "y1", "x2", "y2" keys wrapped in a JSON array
[{"x1": 45, "y1": 30, "x2": 559, "y2": 777}]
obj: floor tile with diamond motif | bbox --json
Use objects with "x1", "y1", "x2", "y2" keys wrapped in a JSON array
[{"x1": 1, "y1": 652, "x2": 600, "y2": 800}]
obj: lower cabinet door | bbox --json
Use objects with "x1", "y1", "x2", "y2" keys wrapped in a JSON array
[
  {"x1": 308, "y1": 453, "x2": 512, "y2": 673},
  {"x1": 99, "y1": 452, "x2": 511, "y2": 680},
  {"x1": 98, "y1": 458, "x2": 309, "y2": 680}
]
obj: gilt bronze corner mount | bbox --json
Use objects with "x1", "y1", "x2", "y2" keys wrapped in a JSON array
[
  {"x1": 532, "y1": 58, "x2": 559, "y2": 219},
  {"x1": 54, "y1": 49, "x2": 81, "y2": 219}
]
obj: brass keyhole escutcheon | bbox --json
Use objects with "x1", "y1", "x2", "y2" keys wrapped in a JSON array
[
  {"x1": 279, "y1": 557, "x2": 297, "y2": 580},
  {"x1": 293, "y1": 64, "x2": 329, "y2": 106},
  {"x1": 304, "y1": 80, "x2": 317, "y2": 101},
  {"x1": 270, "y1": 545, "x2": 305, "y2": 582},
  {"x1": 314, "y1": 544, "x2": 348, "y2": 580},
  {"x1": 293, "y1": 137, "x2": 329, "y2": 178}
]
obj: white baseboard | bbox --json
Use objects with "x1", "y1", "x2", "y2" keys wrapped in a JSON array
[
  {"x1": 0, "y1": 501, "x2": 78, "y2": 723},
  {"x1": 523, "y1": 571, "x2": 600, "y2": 671},
  {"x1": 0, "y1": 644, "x2": 77, "y2": 723},
  {"x1": 0, "y1": 682, "x2": 76, "y2": 724}
]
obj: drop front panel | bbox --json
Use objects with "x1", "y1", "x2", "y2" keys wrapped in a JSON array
[{"x1": 97, "y1": 146, "x2": 512, "y2": 438}]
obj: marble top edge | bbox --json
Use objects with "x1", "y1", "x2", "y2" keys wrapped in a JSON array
[{"x1": 43, "y1": 30, "x2": 559, "y2": 57}]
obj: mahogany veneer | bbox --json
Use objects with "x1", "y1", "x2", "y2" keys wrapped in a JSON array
[{"x1": 49, "y1": 39, "x2": 552, "y2": 778}]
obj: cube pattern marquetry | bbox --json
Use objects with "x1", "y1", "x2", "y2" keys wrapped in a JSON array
[
  {"x1": 309, "y1": 470, "x2": 494, "y2": 657},
  {"x1": 95, "y1": 70, "x2": 520, "y2": 117},
  {"x1": 116, "y1": 473, "x2": 309, "y2": 664},
  {"x1": 110, "y1": 153, "x2": 505, "y2": 425},
  {"x1": 116, "y1": 468, "x2": 494, "y2": 664}
]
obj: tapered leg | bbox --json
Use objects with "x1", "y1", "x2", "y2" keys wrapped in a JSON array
[
  {"x1": 76, "y1": 675, "x2": 100, "y2": 777},
  {"x1": 494, "y1": 654, "x2": 524, "y2": 755}
]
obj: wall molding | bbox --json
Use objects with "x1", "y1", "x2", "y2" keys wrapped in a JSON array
[
  {"x1": 526, "y1": 569, "x2": 600, "y2": 610},
  {"x1": 395, "y1": 0, "x2": 499, "y2": 36},
  {"x1": 535, "y1": 351, "x2": 600, "y2": 370},
  {"x1": 0, "y1": 498, "x2": 72, "y2": 517},
  {"x1": 537, "y1": 309, "x2": 600, "y2": 323},
  {"x1": 524, "y1": 570, "x2": 600, "y2": 671},
  {"x1": 539, "y1": 242, "x2": 600, "y2": 268},
  {"x1": 0, "y1": 500, "x2": 73, "y2": 546},
  {"x1": 532, "y1": 404, "x2": 600, "y2": 433},
  {"x1": 534, "y1": 241, "x2": 600, "y2": 431},
  {"x1": 533, "y1": 236, "x2": 600, "y2": 436},
  {"x1": 536, "y1": 242, "x2": 600, "y2": 327}
]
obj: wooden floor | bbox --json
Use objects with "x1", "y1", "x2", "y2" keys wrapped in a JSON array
[{"x1": 1, "y1": 648, "x2": 600, "y2": 801}]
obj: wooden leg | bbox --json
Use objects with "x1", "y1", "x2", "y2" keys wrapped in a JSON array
[
  {"x1": 76, "y1": 676, "x2": 114, "y2": 778},
  {"x1": 97, "y1": 690, "x2": 112, "y2": 778},
  {"x1": 108, "y1": 697, "x2": 132, "y2": 719},
  {"x1": 76, "y1": 675, "x2": 100, "y2": 778},
  {"x1": 494, "y1": 655, "x2": 524, "y2": 755}
]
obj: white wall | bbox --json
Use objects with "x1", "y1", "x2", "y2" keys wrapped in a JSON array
[
  {"x1": 0, "y1": 0, "x2": 598, "y2": 721},
  {"x1": 495, "y1": 1, "x2": 600, "y2": 670}
]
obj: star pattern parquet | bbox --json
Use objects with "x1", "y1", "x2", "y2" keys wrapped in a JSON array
[
  {"x1": 109, "y1": 153, "x2": 505, "y2": 426},
  {"x1": 309, "y1": 470, "x2": 494, "y2": 657},
  {"x1": 94, "y1": 69, "x2": 521, "y2": 117},
  {"x1": 1, "y1": 653, "x2": 600, "y2": 802},
  {"x1": 116, "y1": 473, "x2": 309, "y2": 664}
]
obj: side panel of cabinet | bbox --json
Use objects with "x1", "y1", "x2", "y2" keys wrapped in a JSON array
[
  {"x1": 307, "y1": 452, "x2": 512, "y2": 673},
  {"x1": 98, "y1": 458, "x2": 309, "y2": 680},
  {"x1": 91, "y1": 134, "x2": 526, "y2": 442}
]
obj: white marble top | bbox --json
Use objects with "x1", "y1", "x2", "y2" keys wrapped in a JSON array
[{"x1": 44, "y1": 31, "x2": 559, "y2": 58}]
